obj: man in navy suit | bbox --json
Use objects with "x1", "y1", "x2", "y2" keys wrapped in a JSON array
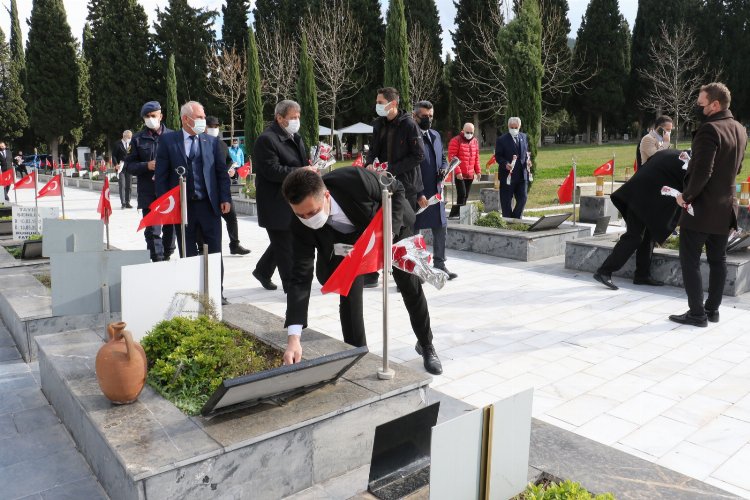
[
  {"x1": 495, "y1": 116, "x2": 532, "y2": 218},
  {"x1": 155, "y1": 101, "x2": 232, "y2": 258},
  {"x1": 413, "y1": 101, "x2": 457, "y2": 280}
]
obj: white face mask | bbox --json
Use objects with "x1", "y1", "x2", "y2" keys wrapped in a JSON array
[
  {"x1": 509, "y1": 128, "x2": 520, "y2": 138},
  {"x1": 464, "y1": 132, "x2": 474, "y2": 140},
  {"x1": 298, "y1": 203, "x2": 328, "y2": 230},
  {"x1": 375, "y1": 103, "x2": 388, "y2": 117},
  {"x1": 285, "y1": 119, "x2": 301, "y2": 135},
  {"x1": 206, "y1": 127, "x2": 220, "y2": 137},
  {"x1": 191, "y1": 118, "x2": 206, "y2": 135},
  {"x1": 144, "y1": 117, "x2": 160, "y2": 130}
]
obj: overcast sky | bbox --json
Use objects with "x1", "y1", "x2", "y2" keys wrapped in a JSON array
[{"x1": 1, "y1": 0, "x2": 638, "y2": 58}]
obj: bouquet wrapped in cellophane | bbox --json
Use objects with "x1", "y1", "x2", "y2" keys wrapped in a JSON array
[
  {"x1": 391, "y1": 235, "x2": 447, "y2": 290},
  {"x1": 310, "y1": 142, "x2": 336, "y2": 171},
  {"x1": 416, "y1": 158, "x2": 461, "y2": 215}
]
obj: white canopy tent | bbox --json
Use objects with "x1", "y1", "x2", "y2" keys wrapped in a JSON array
[
  {"x1": 337, "y1": 122, "x2": 374, "y2": 135},
  {"x1": 318, "y1": 125, "x2": 343, "y2": 142}
]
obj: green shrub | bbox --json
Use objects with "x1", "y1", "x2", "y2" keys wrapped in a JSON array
[
  {"x1": 522, "y1": 479, "x2": 615, "y2": 500},
  {"x1": 142, "y1": 315, "x2": 282, "y2": 415},
  {"x1": 475, "y1": 211, "x2": 530, "y2": 231},
  {"x1": 0, "y1": 216, "x2": 11, "y2": 221},
  {"x1": 6, "y1": 245, "x2": 21, "y2": 259},
  {"x1": 241, "y1": 176, "x2": 256, "y2": 199}
]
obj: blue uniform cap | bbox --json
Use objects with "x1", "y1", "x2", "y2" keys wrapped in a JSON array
[{"x1": 140, "y1": 101, "x2": 161, "y2": 117}]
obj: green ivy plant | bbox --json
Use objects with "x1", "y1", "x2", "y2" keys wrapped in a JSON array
[
  {"x1": 522, "y1": 479, "x2": 615, "y2": 500},
  {"x1": 141, "y1": 316, "x2": 282, "y2": 415},
  {"x1": 475, "y1": 211, "x2": 530, "y2": 231}
]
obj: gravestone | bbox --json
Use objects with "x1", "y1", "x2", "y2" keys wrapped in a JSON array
[
  {"x1": 42, "y1": 219, "x2": 104, "y2": 257},
  {"x1": 12, "y1": 206, "x2": 59, "y2": 240},
  {"x1": 459, "y1": 203, "x2": 477, "y2": 225}
]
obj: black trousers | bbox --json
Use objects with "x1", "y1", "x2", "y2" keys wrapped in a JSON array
[
  {"x1": 118, "y1": 171, "x2": 132, "y2": 206},
  {"x1": 222, "y1": 204, "x2": 240, "y2": 246},
  {"x1": 255, "y1": 228, "x2": 293, "y2": 291},
  {"x1": 499, "y1": 180, "x2": 528, "y2": 218},
  {"x1": 449, "y1": 178, "x2": 474, "y2": 217},
  {"x1": 142, "y1": 207, "x2": 176, "y2": 261},
  {"x1": 175, "y1": 199, "x2": 222, "y2": 258},
  {"x1": 679, "y1": 227, "x2": 728, "y2": 316},
  {"x1": 339, "y1": 267, "x2": 433, "y2": 349},
  {"x1": 598, "y1": 210, "x2": 655, "y2": 279}
]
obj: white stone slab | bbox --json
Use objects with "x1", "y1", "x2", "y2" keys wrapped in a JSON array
[
  {"x1": 12, "y1": 205, "x2": 59, "y2": 240},
  {"x1": 42, "y1": 219, "x2": 104, "y2": 257},
  {"x1": 121, "y1": 254, "x2": 223, "y2": 341},
  {"x1": 51, "y1": 250, "x2": 151, "y2": 316},
  {"x1": 430, "y1": 408, "x2": 483, "y2": 500},
  {"x1": 488, "y1": 388, "x2": 533, "y2": 500}
]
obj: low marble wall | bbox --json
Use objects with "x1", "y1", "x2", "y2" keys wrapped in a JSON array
[
  {"x1": 579, "y1": 195, "x2": 620, "y2": 223},
  {"x1": 37, "y1": 303, "x2": 432, "y2": 500},
  {"x1": 424, "y1": 221, "x2": 591, "y2": 261},
  {"x1": 565, "y1": 236, "x2": 750, "y2": 296},
  {"x1": 231, "y1": 197, "x2": 257, "y2": 216}
]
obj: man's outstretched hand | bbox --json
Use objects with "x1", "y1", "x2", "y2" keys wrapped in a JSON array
[{"x1": 284, "y1": 335, "x2": 303, "y2": 365}]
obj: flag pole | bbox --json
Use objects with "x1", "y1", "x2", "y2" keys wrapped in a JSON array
[
  {"x1": 572, "y1": 156, "x2": 577, "y2": 226},
  {"x1": 378, "y1": 181, "x2": 395, "y2": 381},
  {"x1": 12, "y1": 169, "x2": 17, "y2": 205},
  {"x1": 33, "y1": 170, "x2": 39, "y2": 233},
  {"x1": 59, "y1": 174, "x2": 66, "y2": 219},
  {"x1": 611, "y1": 152, "x2": 615, "y2": 195},
  {"x1": 177, "y1": 166, "x2": 188, "y2": 258}
]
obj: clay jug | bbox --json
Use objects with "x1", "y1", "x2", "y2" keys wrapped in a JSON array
[{"x1": 95, "y1": 322, "x2": 147, "y2": 404}]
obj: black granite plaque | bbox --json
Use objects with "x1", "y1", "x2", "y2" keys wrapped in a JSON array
[{"x1": 527, "y1": 213, "x2": 571, "y2": 232}]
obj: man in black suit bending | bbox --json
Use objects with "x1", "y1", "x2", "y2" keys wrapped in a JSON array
[{"x1": 281, "y1": 167, "x2": 443, "y2": 375}]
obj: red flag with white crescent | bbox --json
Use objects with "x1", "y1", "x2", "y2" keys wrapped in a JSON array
[
  {"x1": 237, "y1": 164, "x2": 250, "y2": 178},
  {"x1": 593, "y1": 159, "x2": 614, "y2": 176},
  {"x1": 321, "y1": 208, "x2": 384, "y2": 296},
  {"x1": 98, "y1": 177, "x2": 112, "y2": 223},
  {"x1": 37, "y1": 174, "x2": 62, "y2": 198},
  {"x1": 0, "y1": 169, "x2": 15, "y2": 187},
  {"x1": 13, "y1": 171, "x2": 36, "y2": 190},
  {"x1": 138, "y1": 186, "x2": 181, "y2": 231},
  {"x1": 557, "y1": 167, "x2": 575, "y2": 204},
  {"x1": 352, "y1": 153, "x2": 364, "y2": 167}
]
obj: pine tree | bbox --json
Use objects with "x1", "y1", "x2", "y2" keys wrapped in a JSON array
[
  {"x1": 571, "y1": 0, "x2": 630, "y2": 144},
  {"x1": 154, "y1": 0, "x2": 217, "y2": 106},
  {"x1": 165, "y1": 54, "x2": 180, "y2": 131},
  {"x1": 296, "y1": 32, "x2": 318, "y2": 152},
  {"x1": 0, "y1": 26, "x2": 27, "y2": 140},
  {"x1": 87, "y1": 0, "x2": 152, "y2": 143},
  {"x1": 499, "y1": 0, "x2": 542, "y2": 176},
  {"x1": 26, "y1": 0, "x2": 81, "y2": 161},
  {"x1": 384, "y1": 0, "x2": 410, "y2": 107},
  {"x1": 245, "y1": 26, "x2": 264, "y2": 158},
  {"x1": 222, "y1": 0, "x2": 250, "y2": 51}
]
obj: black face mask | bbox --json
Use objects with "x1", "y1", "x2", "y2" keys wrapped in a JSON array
[
  {"x1": 693, "y1": 104, "x2": 707, "y2": 121},
  {"x1": 418, "y1": 116, "x2": 432, "y2": 131}
]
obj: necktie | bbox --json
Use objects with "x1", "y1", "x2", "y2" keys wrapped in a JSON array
[
  {"x1": 189, "y1": 136, "x2": 198, "y2": 160},
  {"x1": 423, "y1": 132, "x2": 431, "y2": 145},
  {"x1": 327, "y1": 216, "x2": 355, "y2": 234}
]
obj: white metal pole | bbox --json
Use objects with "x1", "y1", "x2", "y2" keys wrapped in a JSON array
[
  {"x1": 572, "y1": 157, "x2": 577, "y2": 226},
  {"x1": 33, "y1": 170, "x2": 39, "y2": 233},
  {"x1": 59, "y1": 174, "x2": 66, "y2": 219},
  {"x1": 178, "y1": 167, "x2": 188, "y2": 258},
  {"x1": 611, "y1": 151, "x2": 615, "y2": 195},
  {"x1": 378, "y1": 187, "x2": 395, "y2": 380}
]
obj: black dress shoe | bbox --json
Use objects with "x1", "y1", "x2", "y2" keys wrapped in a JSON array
[
  {"x1": 230, "y1": 244, "x2": 251, "y2": 255},
  {"x1": 435, "y1": 266, "x2": 458, "y2": 280},
  {"x1": 252, "y1": 269, "x2": 278, "y2": 290},
  {"x1": 363, "y1": 274, "x2": 379, "y2": 288},
  {"x1": 593, "y1": 272, "x2": 618, "y2": 290},
  {"x1": 668, "y1": 311, "x2": 708, "y2": 327},
  {"x1": 415, "y1": 342, "x2": 443, "y2": 375},
  {"x1": 221, "y1": 296, "x2": 229, "y2": 305},
  {"x1": 633, "y1": 276, "x2": 664, "y2": 286},
  {"x1": 706, "y1": 309, "x2": 720, "y2": 323}
]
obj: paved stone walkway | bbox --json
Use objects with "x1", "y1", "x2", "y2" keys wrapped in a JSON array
[{"x1": 7, "y1": 183, "x2": 750, "y2": 498}]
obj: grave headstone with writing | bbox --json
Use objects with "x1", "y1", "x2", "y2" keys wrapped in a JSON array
[{"x1": 12, "y1": 206, "x2": 59, "y2": 240}]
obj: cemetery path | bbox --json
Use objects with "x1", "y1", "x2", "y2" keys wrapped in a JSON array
[{"x1": 12, "y1": 183, "x2": 750, "y2": 499}]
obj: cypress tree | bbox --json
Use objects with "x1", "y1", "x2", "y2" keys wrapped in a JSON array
[
  {"x1": 0, "y1": 26, "x2": 27, "y2": 140},
  {"x1": 571, "y1": 0, "x2": 630, "y2": 144},
  {"x1": 245, "y1": 26, "x2": 264, "y2": 158},
  {"x1": 384, "y1": 0, "x2": 410, "y2": 107},
  {"x1": 87, "y1": 0, "x2": 152, "y2": 142},
  {"x1": 222, "y1": 0, "x2": 250, "y2": 51},
  {"x1": 498, "y1": 0, "x2": 542, "y2": 177},
  {"x1": 26, "y1": 0, "x2": 81, "y2": 161},
  {"x1": 8, "y1": 0, "x2": 25, "y2": 87},
  {"x1": 68, "y1": 35, "x2": 91, "y2": 153},
  {"x1": 296, "y1": 32, "x2": 318, "y2": 151},
  {"x1": 154, "y1": 0, "x2": 217, "y2": 105},
  {"x1": 253, "y1": 0, "x2": 306, "y2": 41},
  {"x1": 403, "y1": 0, "x2": 442, "y2": 61},
  {"x1": 165, "y1": 54, "x2": 180, "y2": 131}
]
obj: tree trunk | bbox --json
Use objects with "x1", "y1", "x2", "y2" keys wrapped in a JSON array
[
  {"x1": 586, "y1": 113, "x2": 591, "y2": 144},
  {"x1": 230, "y1": 110, "x2": 235, "y2": 140},
  {"x1": 597, "y1": 113, "x2": 603, "y2": 146},
  {"x1": 473, "y1": 112, "x2": 480, "y2": 146},
  {"x1": 49, "y1": 137, "x2": 59, "y2": 166}
]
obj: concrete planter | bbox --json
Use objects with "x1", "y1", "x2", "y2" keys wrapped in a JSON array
[
  {"x1": 0, "y1": 219, "x2": 12, "y2": 235},
  {"x1": 565, "y1": 235, "x2": 750, "y2": 296},
  {"x1": 37, "y1": 303, "x2": 431, "y2": 500},
  {"x1": 424, "y1": 220, "x2": 591, "y2": 261},
  {"x1": 232, "y1": 196, "x2": 257, "y2": 216}
]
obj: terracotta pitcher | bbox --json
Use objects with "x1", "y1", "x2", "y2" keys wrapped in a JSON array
[{"x1": 95, "y1": 322, "x2": 147, "y2": 404}]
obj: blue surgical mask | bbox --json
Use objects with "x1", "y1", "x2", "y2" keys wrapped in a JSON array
[{"x1": 375, "y1": 103, "x2": 388, "y2": 117}]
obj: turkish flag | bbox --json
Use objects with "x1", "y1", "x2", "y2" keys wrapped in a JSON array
[
  {"x1": 352, "y1": 153, "x2": 364, "y2": 167},
  {"x1": 593, "y1": 159, "x2": 614, "y2": 176},
  {"x1": 138, "y1": 186, "x2": 181, "y2": 231},
  {"x1": 75, "y1": 162, "x2": 81, "y2": 171},
  {"x1": 45, "y1": 158, "x2": 51, "y2": 168},
  {"x1": 321, "y1": 208, "x2": 384, "y2": 296},
  {"x1": 237, "y1": 164, "x2": 250, "y2": 178},
  {"x1": 0, "y1": 169, "x2": 15, "y2": 187},
  {"x1": 37, "y1": 174, "x2": 62, "y2": 198},
  {"x1": 13, "y1": 171, "x2": 36, "y2": 190},
  {"x1": 633, "y1": 158, "x2": 638, "y2": 174},
  {"x1": 486, "y1": 155, "x2": 497, "y2": 168},
  {"x1": 557, "y1": 167, "x2": 575, "y2": 204},
  {"x1": 98, "y1": 177, "x2": 112, "y2": 223}
]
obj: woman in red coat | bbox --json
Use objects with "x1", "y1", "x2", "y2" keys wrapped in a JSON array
[{"x1": 447, "y1": 122, "x2": 481, "y2": 217}]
